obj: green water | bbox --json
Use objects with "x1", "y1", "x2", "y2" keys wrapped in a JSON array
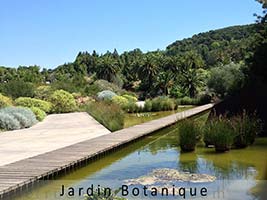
[
  {"x1": 124, "y1": 106, "x2": 194, "y2": 128},
  {"x1": 14, "y1": 113, "x2": 267, "y2": 200}
]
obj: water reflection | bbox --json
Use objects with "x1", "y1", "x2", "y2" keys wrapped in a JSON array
[{"x1": 14, "y1": 121, "x2": 267, "y2": 200}]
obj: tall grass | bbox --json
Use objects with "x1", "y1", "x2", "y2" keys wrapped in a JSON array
[
  {"x1": 82, "y1": 101, "x2": 124, "y2": 132},
  {"x1": 178, "y1": 119, "x2": 199, "y2": 152},
  {"x1": 213, "y1": 118, "x2": 235, "y2": 152},
  {"x1": 232, "y1": 111, "x2": 263, "y2": 148}
]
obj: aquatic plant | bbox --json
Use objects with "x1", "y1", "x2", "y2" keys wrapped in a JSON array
[
  {"x1": 179, "y1": 119, "x2": 198, "y2": 152},
  {"x1": 232, "y1": 111, "x2": 263, "y2": 148},
  {"x1": 211, "y1": 117, "x2": 235, "y2": 152},
  {"x1": 203, "y1": 121, "x2": 216, "y2": 147}
]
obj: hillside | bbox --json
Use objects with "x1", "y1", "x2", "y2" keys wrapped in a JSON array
[
  {"x1": 0, "y1": 23, "x2": 264, "y2": 100},
  {"x1": 166, "y1": 24, "x2": 261, "y2": 67}
]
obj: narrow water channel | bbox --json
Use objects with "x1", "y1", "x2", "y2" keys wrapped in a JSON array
[{"x1": 14, "y1": 113, "x2": 267, "y2": 200}]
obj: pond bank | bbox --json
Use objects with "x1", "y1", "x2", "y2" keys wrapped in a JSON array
[
  {"x1": 0, "y1": 104, "x2": 213, "y2": 199},
  {"x1": 13, "y1": 110, "x2": 267, "y2": 200}
]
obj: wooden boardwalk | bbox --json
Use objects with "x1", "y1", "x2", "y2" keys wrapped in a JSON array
[{"x1": 0, "y1": 104, "x2": 213, "y2": 199}]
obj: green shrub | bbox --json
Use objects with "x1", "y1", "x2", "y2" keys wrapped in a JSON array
[
  {"x1": 0, "y1": 113, "x2": 20, "y2": 130},
  {"x1": 151, "y1": 96, "x2": 175, "y2": 111},
  {"x1": 195, "y1": 93, "x2": 212, "y2": 105},
  {"x1": 211, "y1": 117, "x2": 235, "y2": 152},
  {"x1": 160, "y1": 97, "x2": 175, "y2": 111},
  {"x1": 0, "y1": 107, "x2": 37, "y2": 130},
  {"x1": 232, "y1": 111, "x2": 263, "y2": 148},
  {"x1": 83, "y1": 101, "x2": 124, "y2": 131},
  {"x1": 15, "y1": 97, "x2": 52, "y2": 113},
  {"x1": 30, "y1": 107, "x2": 46, "y2": 121},
  {"x1": 125, "y1": 101, "x2": 140, "y2": 113},
  {"x1": 121, "y1": 91, "x2": 138, "y2": 98},
  {"x1": 111, "y1": 96, "x2": 129, "y2": 109},
  {"x1": 122, "y1": 94, "x2": 138, "y2": 102},
  {"x1": 143, "y1": 100, "x2": 152, "y2": 112},
  {"x1": 1, "y1": 80, "x2": 35, "y2": 98},
  {"x1": 49, "y1": 90, "x2": 77, "y2": 113},
  {"x1": 94, "y1": 79, "x2": 123, "y2": 94},
  {"x1": 34, "y1": 85, "x2": 54, "y2": 100},
  {"x1": 179, "y1": 97, "x2": 196, "y2": 105},
  {"x1": 84, "y1": 84, "x2": 101, "y2": 96},
  {"x1": 177, "y1": 95, "x2": 211, "y2": 106},
  {"x1": 97, "y1": 90, "x2": 117, "y2": 101},
  {"x1": 0, "y1": 93, "x2": 13, "y2": 108},
  {"x1": 179, "y1": 119, "x2": 198, "y2": 152},
  {"x1": 207, "y1": 63, "x2": 245, "y2": 98}
]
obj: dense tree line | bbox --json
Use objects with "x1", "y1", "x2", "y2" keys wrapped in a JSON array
[{"x1": 1, "y1": 22, "x2": 265, "y2": 100}]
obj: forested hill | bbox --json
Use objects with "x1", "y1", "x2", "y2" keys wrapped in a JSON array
[
  {"x1": 166, "y1": 24, "x2": 261, "y2": 66},
  {"x1": 0, "y1": 23, "x2": 265, "y2": 99}
]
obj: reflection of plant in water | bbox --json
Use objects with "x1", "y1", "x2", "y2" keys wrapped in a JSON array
[
  {"x1": 178, "y1": 152, "x2": 199, "y2": 173},
  {"x1": 198, "y1": 157, "x2": 256, "y2": 180},
  {"x1": 84, "y1": 188, "x2": 127, "y2": 200},
  {"x1": 177, "y1": 150, "x2": 258, "y2": 181},
  {"x1": 146, "y1": 127, "x2": 179, "y2": 155}
]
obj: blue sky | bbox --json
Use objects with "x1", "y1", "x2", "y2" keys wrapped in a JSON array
[{"x1": 0, "y1": 0, "x2": 263, "y2": 69}]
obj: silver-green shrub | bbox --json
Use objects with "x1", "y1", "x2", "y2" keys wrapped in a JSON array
[
  {"x1": 97, "y1": 90, "x2": 117, "y2": 100},
  {"x1": 0, "y1": 107, "x2": 37, "y2": 130},
  {"x1": 11, "y1": 112, "x2": 31, "y2": 128},
  {"x1": 0, "y1": 113, "x2": 21, "y2": 130}
]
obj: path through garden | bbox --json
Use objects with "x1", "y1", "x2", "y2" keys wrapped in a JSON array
[{"x1": 0, "y1": 112, "x2": 110, "y2": 166}]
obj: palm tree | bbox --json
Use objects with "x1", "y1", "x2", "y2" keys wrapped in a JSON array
[
  {"x1": 154, "y1": 71, "x2": 175, "y2": 95},
  {"x1": 180, "y1": 51, "x2": 205, "y2": 97},
  {"x1": 95, "y1": 56, "x2": 119, "y2": 82},
  {"x1": 138, "y1": 54, "x2": 159, "y2": 91}
]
